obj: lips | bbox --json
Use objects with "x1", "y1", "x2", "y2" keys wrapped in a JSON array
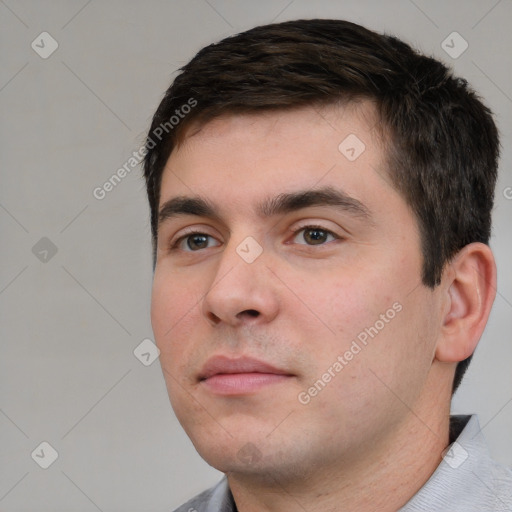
[
  {"x1": 198, "y1": 355, "x2": 294, "y2": 395},
  {"x1": 199, "y1": 355, "x2": 290, "y2": 379}
]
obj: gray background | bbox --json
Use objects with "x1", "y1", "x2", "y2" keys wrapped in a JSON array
[{"x1": 0, "y1": 0, "x2": 511, "y2": 510}]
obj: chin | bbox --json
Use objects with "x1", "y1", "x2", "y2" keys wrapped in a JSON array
[{"x1": 186, "y1": 425, "x2": 314, "y2": 485}]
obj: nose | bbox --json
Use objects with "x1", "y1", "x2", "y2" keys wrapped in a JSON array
[{"x1": 201, "y1": 238, "x2": 280, "y2": 327}]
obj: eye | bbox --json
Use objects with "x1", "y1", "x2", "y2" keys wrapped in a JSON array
[
  {"x1": 291, "y1": 225, "x2": 339, "y2": 246},
  {"x1": 171, "y1": 232, "x2": 221, "y2": 252},
  {"x1": 169, "y1": 225, "x2": 340, "y2": 253}
]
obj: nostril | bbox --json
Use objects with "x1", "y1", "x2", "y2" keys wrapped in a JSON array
[
  {"x1": 207, "y1": 312, "x2": 221, "y2": 325},
  {"x1": 242, "y1": 309, "x2": 260, "y2": 318}
]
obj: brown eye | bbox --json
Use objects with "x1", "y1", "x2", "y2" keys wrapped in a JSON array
[
  {"x1": 172, "y1": 232, "x2": 220, "y2": 252},
  {"x1": 292, "y1": 226, "x2": 338, "y2": 246},
  {"x1": 186, "y1": 234, "x2": 209, "y2": 250}
]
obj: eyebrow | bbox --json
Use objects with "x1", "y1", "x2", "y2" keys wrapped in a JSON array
[{"x1": 158, "y1": 186, "x2": 372, "y2": 227}]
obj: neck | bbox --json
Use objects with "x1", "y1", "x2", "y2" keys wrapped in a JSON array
[{"x1": 228, "y1": 371, "x2": 452, "y2": 512}]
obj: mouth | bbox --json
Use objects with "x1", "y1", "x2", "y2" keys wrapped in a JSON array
[{"x1": 198, "y1": 355, "x2": 294, "y2": 395}]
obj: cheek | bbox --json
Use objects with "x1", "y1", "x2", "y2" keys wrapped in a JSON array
[
  {"x1": 299, "y1": 261, "x2": 428, "y2": 378},
  {"x1": 151, "y1": 274, "x2": 201, "y2": 416},
  {"x1": 150, "y1": 269, "x2": 199, "y2": 365},
  {"x1": 301, "y1": 269, "x2": 389, "y2": 341}
]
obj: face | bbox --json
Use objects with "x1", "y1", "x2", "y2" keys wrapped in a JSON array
[{"x1": 151, "y1": 103, "x2": 442, "y2": 483}]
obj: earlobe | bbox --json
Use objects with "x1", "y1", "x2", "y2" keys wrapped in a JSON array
[{"x1": 435, "y1": 243, "x2": 496, "y2": 363}]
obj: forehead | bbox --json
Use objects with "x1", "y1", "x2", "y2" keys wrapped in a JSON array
[
  {"x1": 158, "y1": 102, "x2": 405, "y2": 225},
  {"x1": 178, "y1": 100, "x2": 382, "y2": 152}
]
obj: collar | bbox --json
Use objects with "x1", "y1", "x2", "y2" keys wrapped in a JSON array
[{"x1": 399, "y1": 414, "x2": 508, "y2": 511}]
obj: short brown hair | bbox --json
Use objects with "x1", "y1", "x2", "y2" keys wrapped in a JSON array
[{"x1": 143, "y1": 19, "x2": 499, "y2": 393}]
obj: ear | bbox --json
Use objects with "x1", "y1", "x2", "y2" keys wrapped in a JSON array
[{"x1": 435, "y1": 242, "x2": 496, "y2": 363}]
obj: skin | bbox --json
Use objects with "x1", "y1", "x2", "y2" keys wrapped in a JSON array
[{"x1": 151, "y1": 102, "x2": 496, "y2": 511}]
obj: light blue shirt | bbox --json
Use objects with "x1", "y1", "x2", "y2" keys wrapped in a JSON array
[{"x1": 173, "y1": 415, "x2": 512, "y2": 511}]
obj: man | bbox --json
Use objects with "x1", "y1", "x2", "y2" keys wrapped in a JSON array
[{"x1": 143, "y1": 19, "x2": 512, "y2": 511}]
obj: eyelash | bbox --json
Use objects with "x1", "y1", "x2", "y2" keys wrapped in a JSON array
[{"x1": 169, "y1": 224, "x2": 340, "y2": 252}]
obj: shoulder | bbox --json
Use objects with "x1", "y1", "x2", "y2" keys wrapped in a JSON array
[
  {"x1": 489, "y1": 458, "x2": 512, "y2": 511},
  {"x1": 399, "y1": 415, "x2": 512, "y2": 511},
  {"x1": 461, "y1": 415, "x2": 512, "y2": 510},
  {"x1": 171, "y1": 478, "x2": 233, "y2": 512},
  {"x1": 171, "y1": 487, "x2": 214, "y2": 512}
]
